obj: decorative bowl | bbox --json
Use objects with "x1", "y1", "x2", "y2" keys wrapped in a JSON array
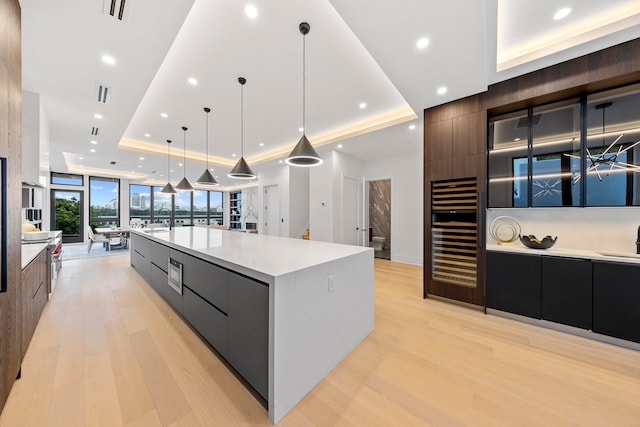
[
  {"x1": 519, "y1": 235, "x2": 557, "y2": 250},
  {"x1": 489, "y1": 216, "x2": 521, "y2": 244}
]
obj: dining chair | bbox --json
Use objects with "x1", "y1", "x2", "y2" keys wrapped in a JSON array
[{"x1": 86, "y1": 225, "x2": 111, "y2": 253}]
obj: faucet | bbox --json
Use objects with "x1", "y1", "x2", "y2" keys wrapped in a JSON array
[
  {"x1": 157, "y1": 207, "x2": 173, "y2": 230},
  {"x1": 636, "y1": 225, "x2": 640, "y2": 254}
]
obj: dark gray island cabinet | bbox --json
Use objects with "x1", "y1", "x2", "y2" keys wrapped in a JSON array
[
  {"x1": 486, "y1": 248, "x2": 640, "y2": 347},
  {"x1": 130, "y1": 228, "x2": 374, "y2": 424}
]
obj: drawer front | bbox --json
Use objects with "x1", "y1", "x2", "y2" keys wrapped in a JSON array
[
  {"x1": 182, "y1": 253, "x2": 228, "y2": 312},
  {"x1": 131, "y1": 233, "x2": 151, "y2": 258},
  {"x1": 151, "y1": 263, "x2": 183, "y2": 314},
  {"x1": 131, "y1": 250, "x2": 151, "y2": 283},
  {"x1": 151, "y1": 242, "x2": 170, "y2": 272},
  {"x1": 183, "y1": 287, "x2": 228, "y2": 358}
]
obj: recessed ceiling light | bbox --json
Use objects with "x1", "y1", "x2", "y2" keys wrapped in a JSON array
[
  {"x1": 170, "y1": 169, "x2": 174, "y2": 173},
  {"x1": 94, "y1": 113, "x2": 103, "y2": 119},
  {"x1": 259, "y1": 143, "x2": 264, "y2": 147},
  {"x1": 90, "y1": 149, "x2": 96, "y2": 153},
  {"x1": 437, "y1": 86, "x2": 448, "y2": 95},
  {"x1": 78, "y1": 156, "x2": 84, "y2": 160},
  {"x1": 139, "y1": 157, "x2": 144, "y2": 160},
  {"x1": 137, "y1": 165, "x2": 142, "y2": 168},
  {"x1": 409, "y1": 124, "x2": 416, "y2": 130},
  {"x1": 178, "y1": 163, "x2": 183, "y2": 167},
  {"x1": 101, "y1": 55, "x2": 116, "y2": 65},
  {"x1": 416, "y1": 37, "x2": 429, "y2": 49},
  {"x1": 359, "y1": 102, "x2": 367, "y2": 109},
  {"x1": 299, "y1": 127, "x2": 304, "y2": 132},
  {"x1": 144, "y1": 133, "x2": 151, "y2": 137},
  {"x1": 188, "y1": 77, "x2": 198, "y2": 85},
  {"x1": 278, "y1": 160, "x2": 283, "y2": 164},
  {"x1": 338, "y1": 144, "x2": 343, "y2": 148},
  {"x1": 553, "y1": 7, "x2": 571, "y2": 20},
  {"x1": 90, "y1": 140, "x2": 98, "y2": 144},
  {"x1": 514, "y1": 137, "x2": 521, "y2": 141},
  {"x1": 161, "y1": 113, "x2": 168, "y2": 118},
  {"x1": 160, "y1": 174, "x2": 164, "y2": 177},
  {"x1": 232, "y1": 153, "x2": 237, "y2": 157},
  {"x1": 245, "y1": 4, "x2": 258, "y2": 18}
]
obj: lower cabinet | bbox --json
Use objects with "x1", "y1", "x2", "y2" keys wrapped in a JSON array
[
  {"x1": 486, "y1": 252, "x2": 541, "y2": 318},
  {"x1": 135, "y1": 234, "x2": 269, "y2": 401},
  {"x1": 183, "y1": 287, "x2": 228, "y2": 357},
  {"x1": 227, "y1": 273, "x2": 269, "y2": 401},
  {"x1": 541, "y1": 257, "x2": 592, "y2": 330},
  {"x1": 21, "y1": 249, "x2": 48, "y2": 358},
  {"x1": 593, "y1": 262, "x2": 640, "y2": 343}
]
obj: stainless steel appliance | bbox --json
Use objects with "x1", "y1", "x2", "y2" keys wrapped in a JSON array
[{"x1": 168, "y1": 258, "x2": 183, "y2": 294}]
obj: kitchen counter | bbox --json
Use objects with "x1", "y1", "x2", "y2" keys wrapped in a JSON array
[
  {"x1": 487, "y1": 243, "x2": 640, "y2": 265},
  {"x1": 21, "y1": 243, "x2": 47, "y2": 269},
  {"x1": 130, "y1": 228, "x2": 374, "y2": 424}
]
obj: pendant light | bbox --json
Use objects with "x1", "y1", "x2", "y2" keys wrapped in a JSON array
[
  {"x1": 228, "y1": 77, "x2": 257, "y2": 179},
  {"x1": 176, "y1": 126, "x2": 194, "y2": 190},
  {"x1": 196, "y1": 107, "x2": 218, "y2": 185},
  {"x1": 161, "y1": 139, "x2": 176, "y2": 194},
  {"x1": 286, "y1": 22, "x2": 322, "y2": 167}
]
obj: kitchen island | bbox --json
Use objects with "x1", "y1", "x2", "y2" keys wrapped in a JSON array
[{"x1": 130, "y1": 227, "x2": 374, "y2": 423}]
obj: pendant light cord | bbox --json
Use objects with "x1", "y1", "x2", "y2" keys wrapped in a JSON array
[
  {"x1": 205, "y1": 110, "x2": 209, "y2": 168},
  {"x1": 241, "y1": 83, "x2": 244, "y2": 157},
  {"x1": 302, "y1": 29, "x2": 306, "y2": 133},
  {"x1": 167, "y1": 140, "x2": 171, "y2": 181},
  {"x1": 183, "y1": 127, "x2": 188, "y2": 175}
]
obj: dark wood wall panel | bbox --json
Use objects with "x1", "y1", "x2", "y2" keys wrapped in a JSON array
[
  {"x1": 0, "y1": 0, "x2": 22, "y2": 413},
  {"x1": 424, "y1": 119, "x2": 452, "y2": 161}
]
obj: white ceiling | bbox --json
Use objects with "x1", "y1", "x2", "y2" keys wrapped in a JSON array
[{"x1": 20, "y1": 0, "x2": 640, "y2": 189}]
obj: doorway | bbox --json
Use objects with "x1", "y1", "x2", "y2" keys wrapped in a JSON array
[
  {"x1": 368, "y1": 179, "x2": 391, "y2": 260},
  {"x1": 263, "y1": 185, "x2": 279, "y2": 236},
  {"x1": 342, "y1": 176, "x2": 361, "y2": 246},
  {"x1": 51, "y1": 189, "x2": 84, "y2": 243}
]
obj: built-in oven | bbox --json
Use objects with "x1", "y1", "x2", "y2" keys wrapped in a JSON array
[{"x1": 168, "y1": 258, "x2": 183, "y2": 295}]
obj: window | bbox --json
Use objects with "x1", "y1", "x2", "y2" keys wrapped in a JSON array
[
  {"x1": 209, "y1": 191, "x2": 223, "y2": 225},
  {"x1": 89, "y1": 176, "x2": 119, "y2": 230},
  {"x1": 51, "y1": 172, "x2": 83, "y2": 186},
  {"x1": 128, "y1": 185, "x2": 223, "y2": 226}
]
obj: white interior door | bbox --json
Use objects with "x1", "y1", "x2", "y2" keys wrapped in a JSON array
[
  {"x1": 263, "y1": 185, "x2": 279, "y2": 236},
  {"x1": 342, "y1": 176, "x2": 360, "y2": 245}
]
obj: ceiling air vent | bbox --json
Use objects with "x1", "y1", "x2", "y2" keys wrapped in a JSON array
[
  {"x1": 96, "y1": 83, "x2": 111, "y2": 104},
  {"x1": 102, "y1": 0, "x2": 129, "y2": 22},
  {"x1": 91, "y1": 127, "x2": 100, "y2": 136}
]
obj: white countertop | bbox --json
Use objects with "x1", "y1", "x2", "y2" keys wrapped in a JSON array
[
  {"x1": 22, "y1": 243, "x2": 48, "y2": 269},
  {"x1": 487, "y1": 243, "x2": 640, "y2": 265},
  {"x1": 132, "y1": 228, "x2": 373, "y2": 278}
]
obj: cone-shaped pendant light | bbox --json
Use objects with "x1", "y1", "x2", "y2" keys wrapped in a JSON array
[
  {"x1": 286, "y1": 22, "x2": 322, "y2": 167},
  {"x1": 161, "y1": 139, "x2": 177, "y2": 194},
  {"x1": 176, "y1": 126, "x2": 194, "y2": 190},
  {"x1": 196, "y1": 107, "x2": 218, "y2": 185},
  {"x1": 228, "y1": 77, "x2": 257, "y2": 179}
]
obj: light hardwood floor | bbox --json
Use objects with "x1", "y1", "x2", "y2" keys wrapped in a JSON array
[{"x1": 1, "y1": 254, "x2": 639, "y2": 426}]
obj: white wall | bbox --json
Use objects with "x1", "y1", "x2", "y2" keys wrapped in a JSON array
[
  {"x1": 364, "y1": 153, "x2": 424, "y2": 265},
  {"x1": 289, "y1": 167, "x2": 310, "y2": 238},
  {"x1": 332, "y1": 151, "x2": 364, "y2": 245},
  {"x1": 309, "y1": 153, "x2": 334, "y2": 242}
]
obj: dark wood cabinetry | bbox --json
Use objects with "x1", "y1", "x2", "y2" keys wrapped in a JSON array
[
  {"x1": 20, "y1": 249, "x2": 48, "y2": 358},
  {"x1": 593, "y1": 261, "x2": 640, "y2": 343},
  {"x1": 486, "y1": 252, "x2": 541, "y2": 318},
  {"x1": 541, "y1": 257, "x2": 592, "y2": 329}
]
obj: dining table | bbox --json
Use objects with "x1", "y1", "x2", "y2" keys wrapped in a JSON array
[{"x1": 95, "y1": 226, "x2": 132, "y2": 250}]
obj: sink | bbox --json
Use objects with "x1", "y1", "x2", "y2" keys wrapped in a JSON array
[
  {"x1": 142, "y1": 227, "x2": 171, "y2": 233},
  {"x1": 597, "y1": 251, "x2": 640, "y2": 259}
]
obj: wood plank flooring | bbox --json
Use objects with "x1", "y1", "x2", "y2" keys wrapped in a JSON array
[{"x1": 0, "y1": 254, "x2": 638, "y2": 426}]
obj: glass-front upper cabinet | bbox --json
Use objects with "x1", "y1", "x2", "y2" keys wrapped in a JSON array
[
  {"x1": 488, "y1": 110, "x2": 528, "y2": 207},
  {"x1": 488, "y1": 100, "x2": 580, "y2": 207},
  {"x1": 531, "y1": 100, "x2": 581, "y2": 207},
  {"x1": 585, "y1": 84, "x2": 640, "y2": 206}
]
